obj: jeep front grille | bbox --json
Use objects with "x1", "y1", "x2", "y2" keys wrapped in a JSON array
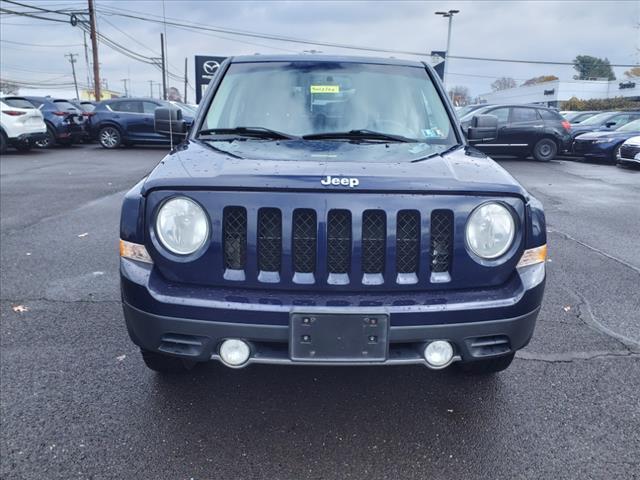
[
  {"x1": 223, "y1": 206, "x2": 247, "y2": 270},
  {"x1": 292, "y1": 209, "x2": 317, "y2": 274},
  {"x1": 362, "y1": 210, "x2": 386, "y2": 274},
  {"x1": 327, "y1": 210, "x2": 351, "y2": 274},
  {"x1": 257, "y1": 208, "x2": 282, "y2": 272},
  {"x1": 430, "y1": 210, "x2": 453, "y2": 276},
  {"x1": 221, "y1": 205, "x2": 454, "y2": 287}
]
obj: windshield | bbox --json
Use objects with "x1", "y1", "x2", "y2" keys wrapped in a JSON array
[
  {"x1": 203, "y1": 61, "x2": 456, "y2": 146},
  {"x1": 578, "y1": 112, "x2": 613, "y2": 126},
  {"x1": 617, "y1": 119, "x2": 640, "y2": 132}
]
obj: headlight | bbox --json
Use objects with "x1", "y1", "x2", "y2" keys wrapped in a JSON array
[
  {"x1": 593, "y1": 138, "x2": 614, "y2": 144},
  {"x1": 155, "y1": 197, "x2": 209, "y2": 255},
  {"x1": 465, "y1": 202, "x2": 515, "y2": 259}
]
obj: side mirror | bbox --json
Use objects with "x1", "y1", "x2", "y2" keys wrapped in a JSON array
[
  {"x1": 604, "y1": 121, "x2": 616, "y2": 128},
  {"x1": 154, "y1": 107, "x2": 187, "y2": 136},
  {"x1": 466, "y1": 114, "x2": 498, "y2": 142}
]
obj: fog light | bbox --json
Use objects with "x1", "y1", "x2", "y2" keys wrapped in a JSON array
[
  {"x1": 219, "y1": 339, "x2": 250, "y2": 367},
  {"x1": 424, "y1": 340, "x2": 454, "y2": 368}
]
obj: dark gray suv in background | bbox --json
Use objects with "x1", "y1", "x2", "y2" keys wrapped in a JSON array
[{"x1": 460, "y1": 104, "x2": 572, "y2": 161}]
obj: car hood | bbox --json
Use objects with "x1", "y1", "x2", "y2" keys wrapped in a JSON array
[
  {"x1": 575, "y1": 130, "x2": 640, "y2": 141},
  {"x1": 141, "y1": 140, "x2": 528, "y2": 197}
]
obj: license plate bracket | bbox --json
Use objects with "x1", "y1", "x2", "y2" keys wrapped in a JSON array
[{"x1": 290, "y1": 313, "x2": 389, "y2": 362}]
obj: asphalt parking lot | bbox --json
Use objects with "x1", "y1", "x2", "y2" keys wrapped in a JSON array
[{"x1": 1, "y1": 145, "x2": 639, "y2": 479}]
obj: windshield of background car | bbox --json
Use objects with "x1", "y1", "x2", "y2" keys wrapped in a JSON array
[
  {"x1": 578, "y1": 112, "x2": 614, "y2": 126},
  {"x1": 203, "y1": 61, "x2": 457, "y2": 147},
  {"x1": 617, "y1": 119, "x2": 640, "y2": 132}
]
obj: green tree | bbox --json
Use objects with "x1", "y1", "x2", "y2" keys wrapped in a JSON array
[{"x1": 572, "y1": 55, "x2": 616, "y2": 80}]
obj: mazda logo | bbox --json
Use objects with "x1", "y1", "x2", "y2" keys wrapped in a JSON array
[{"x1": 203, "y1": 60, "x2": 220, "y2": 75}]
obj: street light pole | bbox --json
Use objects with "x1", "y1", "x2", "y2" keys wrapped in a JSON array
[{"x1": 435, "y1": 9, "x2": 460, "y2": 89}]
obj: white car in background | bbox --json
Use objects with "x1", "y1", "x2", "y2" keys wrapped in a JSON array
[
  {"x1": 616, "y1": 135, "x2": 640, "y2": 168},
  {"x1": 0, "y1": 97, "x2": 47, "y2": 153}
]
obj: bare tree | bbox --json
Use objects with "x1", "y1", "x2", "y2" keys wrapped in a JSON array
[
  {"x1": 448, "y1": 85, "x2": 471, "y2": 107},
  {"x1": 491, "y1": 77, "x2": 516, "y2": 92},
  {"x1": 0, "y1": 80, "x2": 19, "y2": 95}
]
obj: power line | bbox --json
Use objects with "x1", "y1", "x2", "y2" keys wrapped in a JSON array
[
  {"x1": 94, "y1": 5, "x2": 639, "y2": 68},
  {"x1": 0, "y1": 39, "x2": 83, "y2": 48}
]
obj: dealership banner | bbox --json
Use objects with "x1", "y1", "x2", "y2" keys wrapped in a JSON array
[{"x1": 194, "y1": 55, "x2": 227, "y2": 104}]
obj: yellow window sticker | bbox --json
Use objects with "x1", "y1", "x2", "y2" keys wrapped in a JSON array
[{"x1": 310, "y1": 85, "x2": 340, "y2": 94}]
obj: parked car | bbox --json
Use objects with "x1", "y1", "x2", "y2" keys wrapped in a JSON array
[
  {"x1": 120, "y1": 54, "x2": 547, "y2": 376},
  {"x1": 456, "y1": 104, "x2": 489, "y2": 119},
  {"x1": 562, "y1": 111, "x2": 599, "y2": 124},
  {"x1": 616, "y1": 135, "x2": 640, "y2": 168},
  {"x1": 572, "y1": 119, "x2": 640, "y2": 162},
  {"x1": 21, "y1": 96, "x2": 86, "y2": 148},
  {"x1": 90, "y1": 98, "x2": 194, "y2": 148},
  {"x1": 0, "y1": 96, "x2": 47, "y2": 153},
  {"x1": 569, "y1": 111, "x2": 640, "y2": 141},
  {"x1": 459, "y1": 104, "x2": 571, "y2": 161}
]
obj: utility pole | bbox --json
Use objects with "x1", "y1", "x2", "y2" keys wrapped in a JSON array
[
  {"x1": 88, "y1": 0, "x2": 101, "y2": 101},
  {"x1": 160, "y1": 33, "x2": 167, "y2": 100},
  {"x1": 82, "y1": 30, "x2": 92, "y2": 92},
  {"x1": 183, "y1": 57, "x2": 188, "y2": 104},
  {"x1": 121, "y1": 78, "x2": 129, "y2": 97},
  {"x1": 148, "y1": 80, "x2": 154, "y2": 98},
  {"x1": 435, "y1": 9, "x2": 460, "y2": 89},
  {"x1": 157, "y1": 82, "x2": 162, "y2": 99},
  {"x1": 65, "y1": 53, "x2": 80, "y2": 100}
]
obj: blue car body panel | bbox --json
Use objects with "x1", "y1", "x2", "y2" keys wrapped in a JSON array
[{"x1": 573, "y1": 130, "x2": 640, "y2": 160}]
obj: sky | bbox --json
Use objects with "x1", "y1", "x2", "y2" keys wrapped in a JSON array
[{"x1": 1, "y1": 0, "x2": 638, "y2": 101}]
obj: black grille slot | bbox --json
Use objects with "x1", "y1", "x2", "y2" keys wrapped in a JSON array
[
  {"x1": 223, "y1": 207, "x2": 247, "y2": 270},
  {"x1": 430, "y1": 210, "x2": 453, "y2": 273},
  {"x1": 362, "y1": 210, "x2": 386, "y2": 273},
  {"x1": 258, "y1": 208, "x2": 281, "y2": 272},
  {"x1": 327, "y1": 210, "x2": 351, "y2": 274},
  {"x1": 396, "y1": 210, "x2": 420, "y2": 273},
  {"x1": 292, "y1": 209, "x2": 317, "y2": 273}
]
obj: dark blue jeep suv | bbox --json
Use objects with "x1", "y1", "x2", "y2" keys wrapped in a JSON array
[{"x1": 120, "y1": 55, "x2": 547, "y2": 375}]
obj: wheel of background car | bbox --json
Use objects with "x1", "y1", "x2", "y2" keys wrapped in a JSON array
[
  {"x1": 35, "y1": 127, "x2": 55, "y2": 149},
  {"x1": 0, "y1": 131, "x2": 7, "y2": 154},
  {"x1": 532, "y1": 138, "x2": 557, "y2": 162},
  {"x1": 611, "y1": 145, "x2": 622, "y2": 163},
  {"x1": 99, "y1": 126, "x2": 122, "y2": 149}
]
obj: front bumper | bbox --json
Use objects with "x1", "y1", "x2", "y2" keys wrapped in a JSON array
[{"x1": 121, "y1": 258, "x2": 545, "y2": 367}]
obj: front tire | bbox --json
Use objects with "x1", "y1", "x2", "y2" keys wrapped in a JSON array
[
  {"x1": 0, "y1": 132, "x2": 7, "y2": 154},
  {"x1": 98, "y1": 126, "x2": 122, "y2": 149},
  {"x1": 457, "y1": 353, "x2": 515, "y2": 375},
  {"x1": 532, "y1": 138, "x2": 557, "y2": 162},
  {"x1": 140, "y1": 349, "x2": 195, "y2": 373}
]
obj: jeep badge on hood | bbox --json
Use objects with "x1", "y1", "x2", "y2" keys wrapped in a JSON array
[{"x1": 321, "y1": 175, "x2": 360, "y2": 187}]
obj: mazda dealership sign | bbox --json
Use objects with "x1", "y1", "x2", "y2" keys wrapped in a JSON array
[{"x1": 195, "y1": 55, "x2": 227, "y2": 103}]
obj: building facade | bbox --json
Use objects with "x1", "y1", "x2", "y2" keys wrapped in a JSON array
[{"x1": 479, "y1": 78, "x2": 640, "y2": 107}]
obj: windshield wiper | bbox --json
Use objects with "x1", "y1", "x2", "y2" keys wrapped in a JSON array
[
  {"x1": 302, "y1": 129, "x2": 416, "y2": 143},
  {"x1": 196, "y1": 126, "x2": 299, "y2": 140},
  {"x1": 411, "y1": 144, "x2": 463, "y2": 163}
]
